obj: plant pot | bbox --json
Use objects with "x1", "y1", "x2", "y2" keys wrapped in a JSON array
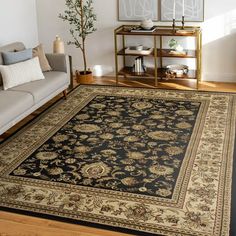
[{"x1": 76, "y1": 70, "x2": 93, "y2": 84}]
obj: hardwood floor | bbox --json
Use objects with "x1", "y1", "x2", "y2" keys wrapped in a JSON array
[
  {"x1": 90, "y1": 76, "x2": 236, "y2": 92},
  {"x1": 0, "y1": 76, "x2": 236, "y2": 236},
  {"x1": 0, "y1": 211, "x2": 130, "y2": 236}
]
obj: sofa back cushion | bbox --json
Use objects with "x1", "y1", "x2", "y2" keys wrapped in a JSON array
[
  {"x1": 33, "y1": 44, "x2": 52, "y2": 72},
  {"x1": 0, "y1": 42, "x2": 26, "y2": 86},
  {"x1": 2, "y1": 48, "x2": 32, "y2": 65}
]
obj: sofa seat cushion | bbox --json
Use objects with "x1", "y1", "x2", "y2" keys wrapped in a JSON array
[
  {"x1": 9, "y1": 71, "x2": 68, "y2": 103},
  {"x1": 0, "y1": 90, "x2": 34, "y2": 128}
]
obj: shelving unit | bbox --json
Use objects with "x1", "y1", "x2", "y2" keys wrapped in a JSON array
[{"x1": 114, "y1": 25, "x2": 202, "y2": 89}]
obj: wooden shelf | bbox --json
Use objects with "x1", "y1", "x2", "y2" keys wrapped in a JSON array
[
  {"x1": 157, "y1": 49, "x2": 196, "y2": 58},
  {"x1": 118, "y1": 67, "x2": 196, "y2": 80},
  {"x1": 117, "y1": 48, "x2": 154, "y2": 57},
  {"x1": 116, "y1": 26, "x2": 199, "y2": 37},
  {"x1": 117, "y1": 48, "x2": 196, "y2": 58},
  {"x1": 118, "y1": 67, "x2": 155, "y2": 78},
  {"x1": 114, "y1": 25, "x2": 202, "y2": 89}
]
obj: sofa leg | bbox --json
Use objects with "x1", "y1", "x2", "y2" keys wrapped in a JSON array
[{"x1": 63, "y1": 90, "x2": 67, "y2": 100}]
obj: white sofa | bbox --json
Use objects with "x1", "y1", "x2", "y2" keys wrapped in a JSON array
[{"x1": 0, "y1": 42, "x2": 71, "y2": 135}]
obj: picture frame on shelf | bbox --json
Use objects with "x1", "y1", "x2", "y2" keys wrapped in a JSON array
[
  {"x1": 161, "y1": 0, "x2": 204, "y2": 22},
  {"x1": 118, "y1": 0, "x2": 158, "y2": 21}
]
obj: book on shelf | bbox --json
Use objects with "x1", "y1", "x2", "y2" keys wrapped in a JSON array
[
  {"x1": 130, "y1": 26, "x2": 157, "y2": 33},
  {"x1": 132, "y1": 57, "x2": 146, "y2": 74},
  {"x1": 125, "y1": 46, "x2": 153, "y2": 55}
]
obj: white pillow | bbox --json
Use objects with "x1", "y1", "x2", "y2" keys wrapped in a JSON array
[{"x1": 0, "y1": 57, "x2": 45, "y2": 90}]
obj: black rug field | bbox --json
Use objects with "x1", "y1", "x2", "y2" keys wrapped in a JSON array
[{"x1": 0, "y1": 85, "x2": 235, "y2": 236}]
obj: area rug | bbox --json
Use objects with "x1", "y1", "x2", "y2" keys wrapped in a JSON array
[{"x1": 0, "y1": 85, "x2": 235, "y2": 236}]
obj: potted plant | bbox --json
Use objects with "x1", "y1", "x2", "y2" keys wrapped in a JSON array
[{"x1": 59, "y1": 0, "x2": 97, "y2": 84}]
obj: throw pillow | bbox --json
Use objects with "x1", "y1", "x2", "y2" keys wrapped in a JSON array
[
  {"x1": 33, "y1": 44, "x2": 52, "y2": 72},
  {"x1": 0, "y1": 57, "x2": 45, "y2": 90},
  {"x1": 2, "y1": 48, "x2": 33, "y2": 65}
]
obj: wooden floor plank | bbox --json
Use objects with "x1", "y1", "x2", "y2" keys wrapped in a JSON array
[{"x1": 0, "y1": 212, "x2": 130, "y2": 236}]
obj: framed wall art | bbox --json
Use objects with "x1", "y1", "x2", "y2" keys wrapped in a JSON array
[
  {"x1": 118, "y1": 0, "x2": 158, "y2": 21},
  {"x1": 161, "y1": 0, "x2": 204, "y2": 22}
]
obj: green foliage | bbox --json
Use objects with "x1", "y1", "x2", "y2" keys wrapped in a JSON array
[
  {"x1": 168, "y1": 39, "x2": 178, "y2": 50},
  {"x1": 59, "y1": 0, "x2": 97, "y2": 72}
]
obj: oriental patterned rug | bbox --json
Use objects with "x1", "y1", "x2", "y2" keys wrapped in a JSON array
[{"x1": 0, "y1": 85, "x2": 235, "y2": 236}]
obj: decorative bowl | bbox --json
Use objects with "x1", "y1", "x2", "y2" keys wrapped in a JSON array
[
  {"x1": 166, "y1": 64, "x2": 189, "y2": 75},
  {"x1": 136, "y1": 45, "x2": 144, "y2": 51}
]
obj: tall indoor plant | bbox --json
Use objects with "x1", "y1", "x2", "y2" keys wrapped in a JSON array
[{"x1": 59, "y1": 0, "x2": 97, "y2": 83}]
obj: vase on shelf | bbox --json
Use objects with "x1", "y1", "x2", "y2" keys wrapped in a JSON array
[{"x1": 140, "y1": 19, "x2": 154, "y2": 30}]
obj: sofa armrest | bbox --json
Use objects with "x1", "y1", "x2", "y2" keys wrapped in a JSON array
[{"x1": 45, "y1": 53, "x2": 69, "y2": 73}]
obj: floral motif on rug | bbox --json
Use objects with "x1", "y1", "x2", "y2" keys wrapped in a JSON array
[{"x1": 0, "y1": 86, "x2": 235, "y2": 236}]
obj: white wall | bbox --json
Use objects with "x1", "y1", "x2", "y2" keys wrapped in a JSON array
[
  {"x1": 202, "y1": 3, "x2": 236, "y2": 82},
  {"x1": 36, "y1": 0, "x2": 118, "y2": 76},
  {"x1": 0, "y1": 0, "x2": 38, "y2": 47},
  {"x1": 36, "y1": 0, "x2": 236, "y2": 82}
]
